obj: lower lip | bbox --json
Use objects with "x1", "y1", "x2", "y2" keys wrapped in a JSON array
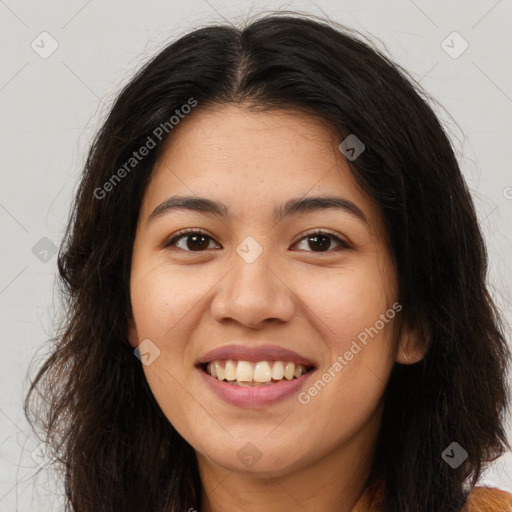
[{"x1": 198, "y1": 366, "x2": 315, "y2": 407}]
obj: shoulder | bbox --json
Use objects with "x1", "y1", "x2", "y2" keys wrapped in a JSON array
[
  {"x1": 462, "y1": 486, "x2": 512, "y2": 512},
  {"x1": 352, "y1": 480, "x2": 512, "y2": 511}
]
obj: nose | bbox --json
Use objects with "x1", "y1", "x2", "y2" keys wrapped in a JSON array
[{"x1": 210, "y1": 247, "x2": 296, "y2": 329}]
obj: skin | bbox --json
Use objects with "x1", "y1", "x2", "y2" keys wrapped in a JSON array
[{"x1": 128, "y1": 104, "x2": 426, "y2": 512}]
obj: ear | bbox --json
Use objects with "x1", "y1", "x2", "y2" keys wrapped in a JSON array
[
  {"x1": 395, "y1": 319, "x2": 429, "y2": 365},
  {"x1": 127, "y1": 316, "x2": 139, "y2": 349}
]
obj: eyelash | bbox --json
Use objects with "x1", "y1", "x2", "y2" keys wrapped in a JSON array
[{"x1": 163, "y1": 228, "x2": 351, "y2": 254}]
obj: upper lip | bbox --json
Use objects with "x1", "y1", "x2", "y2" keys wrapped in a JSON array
[{"x1": 196, "y1": 344, "x2": 317, "y2": 368}]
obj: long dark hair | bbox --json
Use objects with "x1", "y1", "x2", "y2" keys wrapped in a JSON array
[{"x1": 24, "y1": 11, "x2": 511, "y2": 511}]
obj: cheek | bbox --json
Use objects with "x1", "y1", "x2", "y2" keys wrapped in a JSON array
[
  {"x1": 297, "y1": 256, "x2": 395, "y2": 346},
  {"x1": 129, "y1": 264, "x2": 211, "y2": 430},
  {"x1": 294, "y1": 257, "x2": 396, "y2": 412},
  {"x1": 130, "y1": 260, "x2": 212, "y2": 342},
  {"x1": 129, "y1": 261, "x2": 207, "y2": 404}
]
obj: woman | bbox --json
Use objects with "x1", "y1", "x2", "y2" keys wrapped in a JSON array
[{"x1": 24, "y1": 12, "x2": 512, "y2": 512}]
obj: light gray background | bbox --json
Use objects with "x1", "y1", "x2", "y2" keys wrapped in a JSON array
[{"x1": 1, "y1": 0, "x2": 511, "y2": 509}]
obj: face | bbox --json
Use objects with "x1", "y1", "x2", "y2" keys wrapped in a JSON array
[{"x1": 128, "y1": 104, "x2": 424, "y2": 478}]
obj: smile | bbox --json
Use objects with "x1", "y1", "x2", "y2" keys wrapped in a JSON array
[
  {"x1": 203, "y1": 359, "x2": 314, "y2": 386},
  {"x1": 198, "y1": 359, "x2": 316, "y2": 407}
]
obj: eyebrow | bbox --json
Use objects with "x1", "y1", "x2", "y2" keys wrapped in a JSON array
[{"x1": 147, "y1": 194, "x2": 368, "y2": 226}]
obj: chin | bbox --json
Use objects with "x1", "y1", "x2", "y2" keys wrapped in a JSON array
[{"x1": 195, "y1": 436, "x2": 306, "y2": 476}]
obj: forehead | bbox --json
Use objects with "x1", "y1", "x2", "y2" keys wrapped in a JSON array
[{"x1": 140, "y1": 104, "x2": 382, "y2": 233}]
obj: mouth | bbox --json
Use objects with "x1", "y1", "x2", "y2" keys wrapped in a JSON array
[
  {"x1": 195, "y1": 344, "x2": 318, "y2": 407},
  {"x1": 199, "y1": 359, "x2": 316, "y2": 387},
  {"x1": 197, "y1": 360, "x2": 316, "y2": 407}
]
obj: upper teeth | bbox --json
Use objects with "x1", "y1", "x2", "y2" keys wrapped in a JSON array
[{"x1": 206, "y1": 360, "x2": 309, "y2": 382}]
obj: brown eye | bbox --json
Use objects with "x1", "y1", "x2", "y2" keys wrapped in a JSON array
[
  {"x1": 164, "y1": 230, "x2": 219, "y2": 252},
  {"x1": 293, "y1": 231, "x2": 351, "y2": 253}
]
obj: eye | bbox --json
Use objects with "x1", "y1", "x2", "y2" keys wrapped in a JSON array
[
  {"x1": 163, "y1": 228, "x2": 220, "y2": 252},
  {"x1": 292, "y1": 230, "x2": 351, "y2": 253},
  {"x1": 163, "y1": 229, "x2": 351, "y2": 253}
]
